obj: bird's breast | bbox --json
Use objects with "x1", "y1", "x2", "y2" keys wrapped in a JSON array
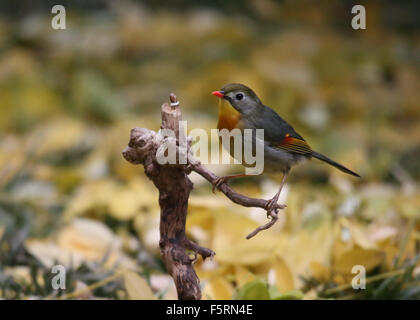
[{"x1": 217, "y1": 98, "x2": 241, "y2": 131}]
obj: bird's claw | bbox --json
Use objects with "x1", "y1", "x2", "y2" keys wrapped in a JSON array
[{"x1": 264, "y1": 198, "x2": 286, "y2": 217}]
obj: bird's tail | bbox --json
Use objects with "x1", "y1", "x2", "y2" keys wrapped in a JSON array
[{"x1": 311, "y1": 151, "x2": 360, "y2": 178}]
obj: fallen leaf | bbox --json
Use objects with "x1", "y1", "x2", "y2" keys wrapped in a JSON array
[
  {"x1": 124, "y1": 271, "x2": 156, "y2": 300},
  {"x1": 268, "y1": 256, "x2": 295, "y2": 292},
  {"x1": 333, "y1": 245, "x2": 385, "y2": 275},
  {"x1": 269, "y1": 286, "x2": 303, "y2": 300},
  {"x1": 202, "y1": 277, "x2": 233, "y2": 300},
  {"x1": 234, "y1": 265, "x2": 256, "y2": 288},
  {"x1": 309, "y1": 261, "x2": 331, "y2": 283},
  {"x1": 233, "y1": 279, "x2": 270, "y2": 300},
  {"x1": 212, "y1": 210, "x2": 278, "y2": 266}
]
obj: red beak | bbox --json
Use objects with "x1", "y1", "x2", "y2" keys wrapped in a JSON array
[{"x1": 212, "y1": 90, "x2": 225, "y2": 98}]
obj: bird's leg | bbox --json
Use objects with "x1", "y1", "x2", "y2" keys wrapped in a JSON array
[
  {"x1": 212, "y1": 173, "x2": 251, "y2": 193},
  {"x1": 265, "y1": 172, "x2": 289, "y2": 214}
]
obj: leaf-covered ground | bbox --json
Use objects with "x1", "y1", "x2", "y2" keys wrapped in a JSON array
[{"x1": 0, "y1": 1, "x2": 419, "y2": 300}]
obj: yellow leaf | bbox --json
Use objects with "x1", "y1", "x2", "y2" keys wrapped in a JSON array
[
  {"x1": 64, "y1": 178, "x2": 158, "y2": 221},
  {"x1": 274, "y1": 224, "x2": 334, "y2": 287},
  {"x1": 35, "y1": 118, "x2": 86, "y2": 156},
  {"x1": 379, "y1": 234, "x2": 417, "y2": 269},
  {"x1": 309, "y1": 261, "x2": 331, "y2": 283},
  {"x1": 55, "y1": 218, "x2": 137, "y2": 269},
  {"x1": 202, "y1": 277, "x2": 233, "y2": 300},
  {"x1": 4, "y1": 266, "x2": 32, "y2": 284},
  {"x1": 124, "y1": 271, "x2": 156, "y2": 300},
  {"x1": 234, "y1": 266, "x2": 256, "y2": 288},
  {"x1": 333, "y1": 245, "x2": 385, "y2": 275},
  {"x1": 212, "y1": 210, "x2": 278, "y2": 266},
  {"x1": 398, "y1": 196, "x2": 420, "y2": 219},
  {"x1": 332, "y1": 273, "x2": 347, "y2": 285},
  {"x1": 343, "y1": 218, "x2": 379, "y2": 250},
  {"x1": 25, "y1": 241, "x2": 83, "y2": 269},
  {"x1": 269, "y1": 257, "x2": 295, "y2": 292},
  {"x1": 58, "y1": 218, "x2": 122, "y2": 260}
]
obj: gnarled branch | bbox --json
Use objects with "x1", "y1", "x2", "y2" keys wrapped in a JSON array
[{"x1": 122, "y1": 93, "x2": 284, "y2": 300}]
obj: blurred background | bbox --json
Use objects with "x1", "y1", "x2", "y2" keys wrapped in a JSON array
[{"x1": 0, "y1": 0, "x2": 419, "y2": 300}]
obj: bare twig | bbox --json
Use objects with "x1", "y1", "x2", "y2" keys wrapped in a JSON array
[
  {"x1": 122, "y1": 93, "x2": 285, "y2": 299},
  {"x1": 245, "y1": 210, "x2": 279, "y2": 239},
  {"x1": 190, "y1": 162, "x2": 284, "y2": 239}
]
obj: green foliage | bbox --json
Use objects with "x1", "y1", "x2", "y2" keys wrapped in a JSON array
[
  {"x1": 233, "y1": 279, "x2": 271, "y2": 300},
  {"x1": 233, "y1": 280, "x2": 303, "y2": 300}
]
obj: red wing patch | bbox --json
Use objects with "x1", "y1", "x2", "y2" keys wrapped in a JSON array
[{"x1": 274, "y1": 134, "x2": 312, "y2": 154}]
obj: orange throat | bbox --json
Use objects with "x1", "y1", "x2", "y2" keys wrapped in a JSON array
[{"x1": 217, "y1": 98, "x2": 241, "y2": 131}]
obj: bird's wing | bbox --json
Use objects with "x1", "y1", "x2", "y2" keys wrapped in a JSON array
[
  {"x1": 247, "y1": 105, "x2": 313, "y2": 155},
  {"x1": 272, "y1": 133, "x2": 312, "y2": 154}
]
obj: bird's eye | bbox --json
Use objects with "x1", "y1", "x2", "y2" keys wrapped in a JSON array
[{"x1": 236, "y1": 93, "x2": 244, "y2": 100}]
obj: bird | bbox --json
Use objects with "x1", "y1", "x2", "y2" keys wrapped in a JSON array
[{"x1": 211, "y1": 83, "x2": 360, "y2": 212}]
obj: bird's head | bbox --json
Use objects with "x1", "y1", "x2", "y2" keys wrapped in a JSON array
[{"x1": 212, "y1": 83, "x2": 261, "y2": 115}]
